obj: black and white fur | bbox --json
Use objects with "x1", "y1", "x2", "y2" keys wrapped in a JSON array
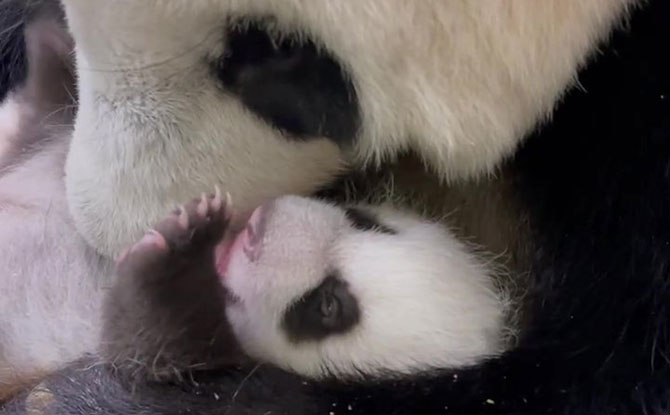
[
  {"x1": 221, "y1": 197, "x2": 512, "y2": 380},
  {"x1": 100, "y1": 189, "x2": 516, "y2": 384},
  {"x1": 1, "y1": 0, "x2": 670, "y2": 414},
  {"x1": 59, "y1": 0, "x2": 634, "y2": 258}
]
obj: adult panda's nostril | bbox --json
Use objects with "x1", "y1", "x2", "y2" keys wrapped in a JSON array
[{"x1": 215, "y1": 18, "x2": 360, "y2": 146}]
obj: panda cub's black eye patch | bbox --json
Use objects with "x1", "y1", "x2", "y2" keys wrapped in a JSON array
[
  {"x1": 216, "y1": 18, "x2": 360, "y2": 145},
  {"x1": 344, "y1": 207, "x2": 396, "y2": 235},
  {"x1": 282, "y1": 273, "x2": 360, "y2": 343}
]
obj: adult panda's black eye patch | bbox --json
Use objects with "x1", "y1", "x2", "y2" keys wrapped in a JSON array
[
  {"x1": 216, "y1": 19, "x2": 360, "y2": 146},
  {"x1": 344, "y1": 207, "x2": 397, "y2": 235},
  {"x1": 282, "y1": 273, "x2": 360, "y2": 343}
]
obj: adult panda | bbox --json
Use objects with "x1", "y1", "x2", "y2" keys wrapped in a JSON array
[{"x1": 1, "y1": 0, "x2": 670, "y2": 414}]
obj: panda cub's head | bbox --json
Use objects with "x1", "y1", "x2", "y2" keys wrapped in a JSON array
[{"x1": 216, "y1": 196, "x2": 511, "y2": 379}]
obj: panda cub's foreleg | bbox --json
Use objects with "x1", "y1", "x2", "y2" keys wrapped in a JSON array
[{"x1": 101, "y1": 188, "x2": 244, "y2": 383}]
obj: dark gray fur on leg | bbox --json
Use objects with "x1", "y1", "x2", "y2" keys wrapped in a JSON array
[{"x1": 101, "y1": 191, "x2": 245, "y2": 385}]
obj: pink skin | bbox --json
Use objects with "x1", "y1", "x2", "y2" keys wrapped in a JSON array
[
  {"x1": 215, "y1": 203, "x2": 269, "y2": 278},
  {"x1": 117, "y1": 186, "x2": 232, "y2": 265},
  {"x1": 116, "y1": 187, "x2": 267, "y2": 294}
]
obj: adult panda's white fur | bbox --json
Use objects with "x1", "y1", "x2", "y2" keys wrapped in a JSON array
[{"x1": 60, "y1": 0, "x2": 636, "y2": 258}]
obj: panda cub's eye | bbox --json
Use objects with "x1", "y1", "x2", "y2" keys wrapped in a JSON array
[
  {"x1": 344, "y1": 207, "x2": 396, "y2": 235},
  {"x1": 319, "y1": 292, "x2": 340, "y2": 327},
  {"x1": 282, "y1": 274, "x2": 361, "y2": 343}
]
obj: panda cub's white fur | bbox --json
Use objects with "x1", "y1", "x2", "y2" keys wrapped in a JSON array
[{"x1": 221, "y1": 196, "x2": 512, "y2": 379}]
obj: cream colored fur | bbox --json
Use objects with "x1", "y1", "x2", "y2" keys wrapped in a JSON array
[
  {"x1": 61, "y1": 0, "x2": 637, "y2": 257},
  {"x1": 0, "y1": 131, "x2": 113, "y2": 398}
]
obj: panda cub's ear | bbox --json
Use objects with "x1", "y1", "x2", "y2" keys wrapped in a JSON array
[
  {"x1": 282, "y1": 273, "x2": 361, "y2": 343},
  {"x1": 344, "y1": 206, "x2": 396, "y2": 235}
]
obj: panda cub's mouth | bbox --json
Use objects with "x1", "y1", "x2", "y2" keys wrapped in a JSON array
[{"x1": 215, "y1": 203, "x2": 269, "y2": 280}]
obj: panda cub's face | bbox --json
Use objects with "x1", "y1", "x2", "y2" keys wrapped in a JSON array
[{"x1": 217, "y1": 196, "x2": 509, "y2": 379}]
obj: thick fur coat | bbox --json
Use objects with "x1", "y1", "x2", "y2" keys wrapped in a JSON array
[{"x1": 0, "y1": 0, "x2": 669, "y2": 413}]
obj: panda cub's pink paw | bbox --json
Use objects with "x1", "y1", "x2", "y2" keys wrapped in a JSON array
[
  {"x1": 115, "y1": 231, "x2": 166, "y2": 264},
  {"x1": 151, "y1": 186, "x2": 231, "y2": 250},
  {"x1": 115, "y1": 186, "x2": 232, "y2": 279}
]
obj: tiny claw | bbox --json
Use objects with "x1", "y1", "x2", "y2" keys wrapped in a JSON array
[
  {"x1": 211, "y1": 185, "x2": 223, "y2": 212},
  {"x1": 177, "y1": 205, "x2": 189, "y2": 229},
  {"x1": 197, "y1": 193, "x2": 208, "y2": 217}
]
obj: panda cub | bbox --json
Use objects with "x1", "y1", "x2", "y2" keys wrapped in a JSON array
[{"x1": 103, "y1": 186, "x2": 518, "y2": 383}]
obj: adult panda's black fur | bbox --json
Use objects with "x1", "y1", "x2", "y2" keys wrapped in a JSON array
[
  {"x1": 2, "y1": 1, "x2": 670, "y2": 415},
  {"x1": 0, "y1": 0, "x2": 64, "y2": 102},
  {"x1": 0, "y1": 0, "x2": 27, "y2": 102}
]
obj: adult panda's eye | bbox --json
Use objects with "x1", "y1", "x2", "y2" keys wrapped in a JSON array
[{"x1": 217, "y1": 19, "x2": 360, "y2": 145}]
